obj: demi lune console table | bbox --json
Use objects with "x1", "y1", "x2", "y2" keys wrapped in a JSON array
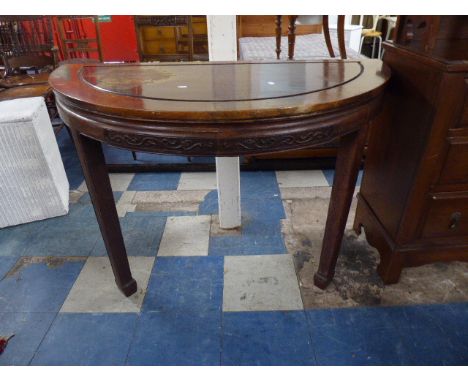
[{"x1": 49, "y1": 60, "x2": 390, "y2": 296}]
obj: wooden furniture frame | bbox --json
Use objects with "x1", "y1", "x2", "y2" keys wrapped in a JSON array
[
  {"x1": 275, "y1": 15, "x2": 347, "y2": 60},
  {"x1": 0, "y1": 16, "x2": 62, "y2": 130},
  {"x1": 354, "y1": 16, "x2": 468, "y2": 283},
  {"x1": 49, "y1": 60, "x2": 389, "y2": 296},
  {"x1": 134, "y1": 16, "x2": 208, "y2": 62},
  {"x1": 56, "y1": 16, "x2": 103, "y2": 62},
  {"x1": 0, "y1": 16, "x2": 58, "y2": 78}
]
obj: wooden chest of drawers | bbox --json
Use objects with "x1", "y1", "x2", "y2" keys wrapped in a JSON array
[{"x1": 354, "y1": 16, "x2": 468, "y2": 283}]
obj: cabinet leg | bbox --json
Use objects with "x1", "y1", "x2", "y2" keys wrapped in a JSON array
[
  {"x1": 377, "y1": 252, "x2": 404, "y2": 284},
  {"x1": 314, "y1": 127, "x2": 367, "y2": 289},
  {"x1": 71, "y1": 130, "x2": 137, "y2": 297}
]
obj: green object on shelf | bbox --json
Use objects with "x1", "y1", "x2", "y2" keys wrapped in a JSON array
[{"x1": 98, "y1": 16, "x2": 112, "y2": 23}]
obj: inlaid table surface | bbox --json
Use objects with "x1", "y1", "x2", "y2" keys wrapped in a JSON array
[{"x1": 49, "y1": 60, "x2": 390, "y2": 296}]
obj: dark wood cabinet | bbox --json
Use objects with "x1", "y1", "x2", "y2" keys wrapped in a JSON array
[{"x1": 354, "y1": 16, "x2": 468, "y2": 283}]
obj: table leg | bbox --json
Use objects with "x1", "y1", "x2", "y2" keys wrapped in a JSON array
[
  {"x1": 71, "y1": 130, "x2": 137, "y2": 297},
  {"x1": 314, "y1": 126, "x2": 367, "y2": 289}
]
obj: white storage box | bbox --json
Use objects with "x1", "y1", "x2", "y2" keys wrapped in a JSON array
[{"x1": 0, "y1": 97, "x2": 69, "y2": 228}]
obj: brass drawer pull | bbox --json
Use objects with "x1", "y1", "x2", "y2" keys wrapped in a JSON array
[{"x1": 449, "y1": 212, "x2": 462, "y2": 230}]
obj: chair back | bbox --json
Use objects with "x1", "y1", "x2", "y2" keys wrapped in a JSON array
[
  {"x1": 56, "y1": 16, "x2": 103, "y2": 61},
  {"x1": 0, "y1": 16, "x2": 57, "y2": 76}
]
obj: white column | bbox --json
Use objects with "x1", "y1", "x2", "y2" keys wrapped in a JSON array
[{"x1": 206, "y1": 15, "x2": 241, "y2": 229}]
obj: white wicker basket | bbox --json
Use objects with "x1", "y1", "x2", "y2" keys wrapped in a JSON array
[{"x1": 0, "y1": 97, "x2": 69, "y2": 228}]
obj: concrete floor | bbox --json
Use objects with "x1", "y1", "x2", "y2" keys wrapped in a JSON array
[{"x1": 280, "y1": 187, "x2": 468, "y2": 309}]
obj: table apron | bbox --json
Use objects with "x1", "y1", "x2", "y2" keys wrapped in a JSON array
[{"x1": 55, "y1": 96, "x2": 382, "y2": 157}]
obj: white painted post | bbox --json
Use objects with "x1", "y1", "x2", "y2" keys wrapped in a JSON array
[{"x1": 206, "y1": 15, "x2": 241, "y2": 229}]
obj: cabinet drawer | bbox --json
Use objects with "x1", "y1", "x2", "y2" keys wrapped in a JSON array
[
  {"x1": 438, "y1": 136, "x2": 468, "y2": 185},
  {"x1": 422, "y1": 192, "x2": 468, "y2": 238},
  {"x1": 142, "y1": 40, "x2": 177, "y2": 55}
]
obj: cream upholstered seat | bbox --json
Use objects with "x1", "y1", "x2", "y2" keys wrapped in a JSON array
[{"x1": 239, "y1": 33, "x2": 361, "y2": 61}]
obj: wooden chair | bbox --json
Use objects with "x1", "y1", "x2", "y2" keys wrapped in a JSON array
[
  {"x1": 56, "y1": 16, "x2": 103, "y2": 61},
  {"x1": 0, "y1": 16, "x2": 63, "y2": 131},
  {"x1": 275, "y1": 15, "x2": 347, "y2": 60},
  {"x1": 0, "y1": 16, "x2": 58, "y2": 78}
]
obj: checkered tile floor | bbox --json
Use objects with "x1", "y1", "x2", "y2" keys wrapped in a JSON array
[{"x1": 0, "y1": 129, "x2": 467, "y2": 365}]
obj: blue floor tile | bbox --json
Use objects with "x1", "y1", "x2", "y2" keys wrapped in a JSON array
[
  {"x1": 308, "y1": 319, "x2": 404, "y2": 365},
  {"x1": 65, "y1": 168, "x2": 85, "y2": 191},
  {"x1": 320, "y1": 330, "x2": 404, "y2": 366},
  {"x1": 128, "y1": 172, "x2": 181, "y2": 191},
  {"x1": 31, "y1": 313, "x2": 138, "y2": 365},
  {"x1": 188, "y1": 156, "x2": 216, "y2": 164},
  {"x1": 242, "y1": 193, "x2": 286, "y2": 220},
  {"x1": 0, "y1": 218, "x2": 47, "y2": 258},
  {"x1": 103, "y1": 144, "x2": 188, "y2": 165},
  {"x1": 322, "y1": 169, "x2": 334, "y2": 186},
  {"x1": 240, "y1": 171, "x2": 282, "y2": 199},
  {"x1": 198, "y1": 190, "x2": 218, "y2": 215},
  {"x1": 199, "y1": 172, "x2": 284, "y2": 215},
  {"x1": 304, "y1": 308, "x2": 337, "y2": 328},
  {"x1": 91, "y1": 214, "x2": 166, "y2": 257},
  {"x1": 396, "y1": 303, "x2": 468, "y2": 365},
  {"x1": 56, "y1": 129, "x2": 84, "y2": 189},
  {"x1": 103, "y1": 145, "x2": 142, "y2": 164},
  {"x1": 222, "y1": 311, "x2": 316, "y2": 366},
  {"x1": 143, "y1": 256, "x2": 224, "y2": 313},
  {"x1": 208, "y1": 218, "x2": 287, "y2": 256},
  {"x1": 323, "y1": 305, "x2": 407, "y2": 330},
  {"x1": 305, "y1": 304, "x2": 468, "y2": 366},
  {"x1": 0, "y1": 258, "x2": 84, "y2": 313},
  {"x1": 127, "y1": 310, "x2": 221, "y2": 365},
  {"x1": 205, "y1": 196, "x2": 287, "y2": 256},
  {"x1": 0, "y1": 312, "x2": 56, "y2": 365},
  {"x1": 0, "y1": 256, "x2": 19, "y2": 279},
  {"x1": 201, "y1": 181, "x2": 287, "y2": 256},
  {"x1": 397, "y1": 325, "x2": 466, "y2": 365},
  {"x1": 323, "y1": 169, "x2": 363, "y2": 187},
  {"x1": 306, "y1": 306, "x2": 409, "y2": 365},
  {"x1": 22, "y1": 203, "x2": 102, "y2": 257}
]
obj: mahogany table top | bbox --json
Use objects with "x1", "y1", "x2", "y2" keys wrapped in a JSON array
[
  {"x1": 49, "y1": 60, "x2": 389, "y2": 157},
  {"x1": 49, "y1": 60, "x2": 389, "y2": 122}
]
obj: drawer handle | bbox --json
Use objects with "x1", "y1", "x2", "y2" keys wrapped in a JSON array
[{"x1": 449, "y1": 212, "x2": 462, "y2": 230}]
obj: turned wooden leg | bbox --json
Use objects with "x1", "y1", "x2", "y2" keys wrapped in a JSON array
[
  {"x1": 275, "y1": 16, "x2": 282, "y2": 60},
  {"x1": 287, "y1": 15, "x2": 298, "y2": 60},
  {"x1": 314, "y1": 126, "x2": 367, "y2": 289},
  {"x1": 71, "y1": 130, "x2": 137, "y2": 297}
]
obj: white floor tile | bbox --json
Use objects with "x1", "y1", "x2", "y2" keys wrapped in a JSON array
[
  {"x1": 60, "y1": 256, "x2": 154, "y2": 313},
  {"x1": 177, "y1": 172, "x2": 217, "y2": 190},
  {"x1": 223, "y1": 254, "x2": 303, "y2": 312},
  {"x1": 276, "y1": 170, "x2": 329, "y2": 188},
  {"x1": 116, "y1": 191, "x2": 136, "y2": 217},
  {"x1": 157, "y1": 215, "x2": 211, "y2": 257},
  {"x1": 78, "y1": 173, "x2": 135, "y2": 192},
  {"x1": 132, "y1": 190, "x2": 209, "y2": 212}
]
